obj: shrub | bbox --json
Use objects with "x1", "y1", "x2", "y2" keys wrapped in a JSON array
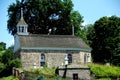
[
  {"x1": 8, "y1": 58, "x2": 21, "y2": 68},
  {"x1": 1, "y1": 49, "x2": 14, "y2": 64},
  {"x1": 0, "y1": 63, "x2": 6, "y2": 73},
  {"x1": 30, "y1": 67, "x2": 56, "y2": 77},
  {"x1": 88, "y1": 63, "x2": 120, "y2": 78}
]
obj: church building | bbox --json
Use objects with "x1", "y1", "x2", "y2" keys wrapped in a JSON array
[{"x1": 14, "y1": 8, "x2": 91, "y2": 70}]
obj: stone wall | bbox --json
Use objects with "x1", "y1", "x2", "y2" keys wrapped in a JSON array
[
  {"x1": 58, "y1": 65, "x2": 91, "y2": 80},
  {"x1": 21, "y1": 51, "x2": 40, "y2": 70},
  {"x1": 47, "y1": 52, "x2": 65, "y2": 68},
  {"x1": 19, "y1": 49, "x2": 91, "y2": 70}
]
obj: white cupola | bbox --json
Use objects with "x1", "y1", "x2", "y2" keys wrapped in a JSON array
[{"x1": 17, "y1": 8, "x2": 29, "y2": 35}]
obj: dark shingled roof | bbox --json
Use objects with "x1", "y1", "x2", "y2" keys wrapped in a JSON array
[{"x1": 18, "y1": 34, "x2": 91, "y2": 51}]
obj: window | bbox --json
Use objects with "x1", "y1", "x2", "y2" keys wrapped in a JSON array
[
  {"x1": 84, "y1": 54, "x2": 87, "y2": 63},
  {"x1": 84, "y1": 53, "x2": 90, "y2": 63},
  {"x1": 21, "y1": 26, "x2": 24, "y2": 32},
  {"x1": 68, "y1": 54, "x2": 72, "y2": 63},
  {"x1": 40, "y1": 54, "x2": 45, "y2": 67},
  {"x1": 18, "y1": 27, "x2": 21, "y2": 32}
]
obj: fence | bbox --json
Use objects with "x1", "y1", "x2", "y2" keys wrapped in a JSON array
[{"x1": 12, "y1": 67, "x2": 25, "y2": 80}]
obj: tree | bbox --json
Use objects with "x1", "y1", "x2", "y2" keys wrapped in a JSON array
[
  {"x1": 1, "y1": 49, "x2": 14, "y2": 64},
  {"x1": 87, "y1": 16, "x2": 120, "y2": 65},
  {"x1": 114, "y1": 43, "x2": 120, "y2": 66},
  {"x1": 0, "y1": 42, "x2": 6, "y2": 51},
  {"x1": 7, "y1": 0, "x2": 83, "y2": 35},
  {"x1": 86, "y1": 24, "x2": 95, "y2": 46},
  {"x1": 0, "y1": 44, "x2": 21, "y2": 77}
]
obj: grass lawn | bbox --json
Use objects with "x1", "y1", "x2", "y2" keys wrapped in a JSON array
[
  {"x1": 88, "y1": 63, "x2": 120, "y2": 79},
  {"x1": 0, "y1": 76, "x2": 19, "y2": 80}
]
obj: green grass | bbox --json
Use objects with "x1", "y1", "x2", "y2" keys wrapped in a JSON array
[
  {"x1": 29, "y1": 67, "x2": 56, "y2": 77},
  {"x1": 96, "y1": 78, "x2": 111, "y2": 80},
  {"x1": 88, "y1": 63, "x2": 120, "y2": 78},
  {"x1": 0, "y1": 76, "x2": 19, "y2": 80},
  {"x1": 25, "y1": 68, "x2": 68, "y2": 80}
]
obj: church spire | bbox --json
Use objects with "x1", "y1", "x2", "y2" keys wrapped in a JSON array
[
  {"x1": 16, "y1": 7, "x2": 29, "y2": 35},
  {"x1": 21, "y1": 7, "x2": 23, "y2": 18}
]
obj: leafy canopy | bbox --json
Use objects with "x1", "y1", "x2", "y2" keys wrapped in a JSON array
[
  {"x1": 7, "y1": 0, "x2": 83, "y2": 35},
  {"x1": 0, "y1": 42, "x2": 21, "y2": 77},
  {"x1": 87, "y1": 16, "x2": 120, "y2": 66}
]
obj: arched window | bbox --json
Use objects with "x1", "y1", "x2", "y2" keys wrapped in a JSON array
[
  {"x1": 68, "y1": 54, "x2": 72, "y2": 63},
  {"x1": 40, "y1": 54, "x2": 45, "y2": 67}
]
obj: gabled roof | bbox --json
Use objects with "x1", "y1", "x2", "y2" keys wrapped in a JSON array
[{"x1": 18, "y1": 34, "x2": 91, "y2": 51}]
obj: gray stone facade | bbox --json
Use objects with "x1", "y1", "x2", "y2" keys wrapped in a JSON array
[{"x1": 17, "y1": 49, "x2": 91, "y2": 70}]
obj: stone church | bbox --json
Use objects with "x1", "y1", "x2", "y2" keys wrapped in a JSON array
[{"x1": 14, "y1": 8, "x2": 91, "y2": 70}]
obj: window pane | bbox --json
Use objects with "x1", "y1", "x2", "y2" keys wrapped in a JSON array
[
  {"x1": 68, "y1": 54, "x2": 72, "y2": 63},
  {"x1": 40, "y1": 54, "x2": 45, "y2": 67}
]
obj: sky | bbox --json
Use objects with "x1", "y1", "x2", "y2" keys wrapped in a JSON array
[{"x1": 0, "y1": 0, "x2": 120, "y2": 48}]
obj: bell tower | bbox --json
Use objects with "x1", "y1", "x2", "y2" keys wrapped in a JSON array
[{"x1": 17, "y1": 8, "x2": 29, "y2": 35}]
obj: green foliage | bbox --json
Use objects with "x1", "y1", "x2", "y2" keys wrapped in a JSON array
[
  {"x1": 0, "y1": 42, "x2": 6, "y2": 51},
  {"x1": 0, "y1": 50, "x2": 5, "y2": 61},
  {"x1": 27, "y1": 68, "x2": 68, "y2": 80},
  {"x1": 7, "y1": 0, "x2": 83, "y2": 35},
  {"x1": 87, "y1": 16, "x2": 120, "y2": 65},
  {"x1": 8, "y1": 58, "x2": 21, "y2": 68},
  {"x1": 88, "y1": 64, "x2": 120, "y2": 78},
  {"x1": 30, "y1": 67, "x2": 56, "y2": 77},
  {"x1": 0, "y1": 63, "x2": 6, "y2": 73},
  {"x1": 75, "y1": 26, "x2": 88, "y2": 44},
  {"x1": 0, "y1": 76, "x2": 19, "y2": 80},
  {"x1": 34, "y1": 75, "x2": 68, "y2": 80},
  {"x1": 86, "y1": 24, "x2": 95, "y2": 46},
  {"x1": 94, "y1": 78, "x2": 111, "y2": 80},
  {"x1": 25, "y1": 70, "x2": 68, "y2": 80},
  {"x1": 0, "y1": 43, "x2": 21, "y2": 77},
  {"x1": 1, "y1": 49, "x2": 14, "y2": 64}
]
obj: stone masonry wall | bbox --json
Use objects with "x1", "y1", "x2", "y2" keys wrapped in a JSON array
[
  {"x1": 59, "y1": 67, "x2": 90, "y2": 80},
  {"x1": 21, "y1": 51, "x2": 40, "y2": 70},
  {"x1": 20, "y1": 50, "x2": 90, "y2": 70},
  {"x1": 47, "y1": 53, "x2": 65, "y2": 68}
]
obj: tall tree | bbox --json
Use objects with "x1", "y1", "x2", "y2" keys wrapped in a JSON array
[
  {"x1": 87, "y1": 16, "x2": 120, "y2": 65},
  {"x1": 0, "y1": 42, "x2": 6, "y2": 51},
  {"x1": 7, "y1": 0, "x2": 83, "y2": 35}
]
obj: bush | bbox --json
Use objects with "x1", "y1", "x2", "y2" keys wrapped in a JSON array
[
  {"x1": 0, "y1": 50, "x2": 21, "y2": 77},
  {"x1": 30, "y1": 67, "x2": 56, "y2": 77},
  {"x1": 0, "y1": 63, "x2": 6, "y2": 73},
  {"x1": 1, "y1": 49, "x2": 14, "y2": 64},
  {"x1": 8, "y1": 58, "x2": 21, "y2": 68},
  {"x1": 88, "y1": 63, "x2": 120, "y2": 78}
]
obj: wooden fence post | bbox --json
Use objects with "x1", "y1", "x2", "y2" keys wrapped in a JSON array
[
  {"x1": 15, "y1": 68, "x2": 19, "y2": 77},
  {"x1": 12, "y1": 67, "x2": 16, "y2": 76}
]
